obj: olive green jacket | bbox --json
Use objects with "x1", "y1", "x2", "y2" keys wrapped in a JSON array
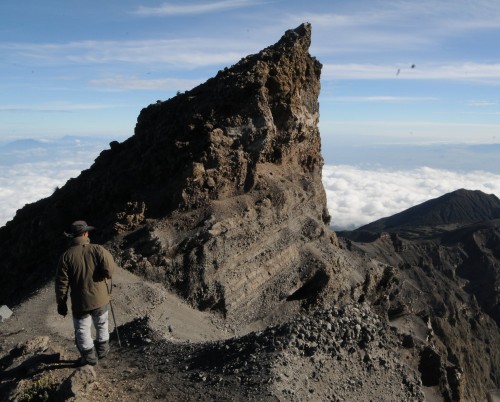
[{"x1": 55, "y1": 236, "x2": 117, "y2": 314}]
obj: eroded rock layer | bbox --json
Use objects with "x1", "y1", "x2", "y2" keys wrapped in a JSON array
[{"x1": 110, "y1": 22, "x2": 338, "y2": 323}]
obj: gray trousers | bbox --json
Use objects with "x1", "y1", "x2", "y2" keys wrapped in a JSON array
[{"x1": 72, "y1": 305, "x2": 109, "y2": 352}]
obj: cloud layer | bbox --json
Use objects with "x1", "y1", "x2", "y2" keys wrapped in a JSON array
[
  {"x1": 2, "y1": 146, "x2": 500, "y2": 232},
  {"x1": 0, "y1": 162, "x2": 83, "y2": 226},
  {"x1": 0, "y1": 137, "x2": 110, "y2": 227}
]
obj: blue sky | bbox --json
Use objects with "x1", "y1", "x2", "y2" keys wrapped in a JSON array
[{"x1": 1, "y1": 0, "x2": 500, "y2": 228}]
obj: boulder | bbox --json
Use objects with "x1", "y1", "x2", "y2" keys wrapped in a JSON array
[{"x1": 0, "y1": 305, "x2": 12, "y2": 322}]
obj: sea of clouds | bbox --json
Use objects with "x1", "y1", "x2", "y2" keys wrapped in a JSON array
[
  {"x1": 323, "y1": 165, "x2": 500, "y2": 230},
  {"x1": 0, "y1": 137, "x2": 110, "y2": 227},
  {"x1": 1, "y1": 138, "x2": 500, "y2": 230}
]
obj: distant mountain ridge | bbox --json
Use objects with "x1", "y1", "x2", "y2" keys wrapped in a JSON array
[
  {"x1": 339, "y1": 188, "x2": 500, "y2": 322},
  {"x1": 0, "y1": 135, "x2": 115, "y2": 166},
  {"x1": 1, "y1": 135, "x2": 106, "y2": 149},
  {"x1": 356, "y1": 189, "x2": 500, "y2": 234}
]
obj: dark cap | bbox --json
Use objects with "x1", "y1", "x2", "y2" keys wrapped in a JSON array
[{"x1": 65, "y1": 220, "x2": 95, "y2": 238}]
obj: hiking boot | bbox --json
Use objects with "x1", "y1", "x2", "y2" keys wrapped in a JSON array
[
  {"x1": 95, "y1": 340, "x2": 110, "y2": 359},
  {"x1": 80, "y1": 347, "x2": 98, "y2": 366}
]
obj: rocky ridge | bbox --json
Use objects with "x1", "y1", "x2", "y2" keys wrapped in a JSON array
[
  {"x1": 352, "y1": 189, "x2": 500, "y2": 236},
  {"x1": 339, "y1": 189, "x2": 500, "y2": 401},
  {"x1": 0, "y1": 23, "x2": 336, "y2": 328}
]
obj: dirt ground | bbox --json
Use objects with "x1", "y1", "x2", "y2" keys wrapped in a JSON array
[
  {"x1": 0, "y1": 266, "x2": 427, "y2": 402},
  {"x1": 0, "y1": 267, "x2": 251, "y2": 401}
]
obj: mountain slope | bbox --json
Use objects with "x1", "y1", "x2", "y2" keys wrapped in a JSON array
[
  {"x1": 338, "y1": 189, "x2": 500, "y2": 400},
  {"x1": 356, "y1": 189, "x2": 500, "y2": 234}
]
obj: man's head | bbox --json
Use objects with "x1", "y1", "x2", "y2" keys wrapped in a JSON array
[{"x1": 65, "y1": 220, "x2": 95, "y2": 238}]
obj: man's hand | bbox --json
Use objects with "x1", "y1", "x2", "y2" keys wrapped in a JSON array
[{"x1": 57, "y1": 303, "x2": 68, "y2": 317}]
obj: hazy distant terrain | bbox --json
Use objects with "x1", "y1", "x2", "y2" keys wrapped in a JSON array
[{"x1": 324, "y1": 141, "x2": 500, "y2": 173}]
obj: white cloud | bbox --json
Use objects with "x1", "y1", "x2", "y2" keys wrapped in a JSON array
[
  {"x1": 89, "y1": 76, "x2": 203, "y2": 91},
  {"x1": 3, "y1": 160, "x2": 499, "y2": 232},
  {"x1": 467, "y1": 100, "x2": 499, "y2": 107},
  {"x1": 0, "y1": 137, "x2": 109, "y2": 227},
  {"x1": 322, "y1": 63, "x2": 500, "y2": 83},
  {"x1": 322, "y1": 165, "x2": 500, "y2": 230},
  {"x1": 0, "y1": 162, "x2": 85, "y2": 227},
  {"x1": 300, "y1": 0, "x2": 500, "y2": 32},
  {"x1": 133, "y1": 0, "x2": 258, "y2": 16},
  {"x1": 286, "y1": 1, "x2": 500, "y2": 57},
  {"x1": 325, "y1": 96, "x2": 438, "y2": 103},
  {"x1": 319, "y1": 119, "x2": 500, "y2": 144},
  {"x1": 1, "y1": 38, "x2": 252, "y2": 69},
  {"x1": 0, "y1": 102, "x2": 123, "y2": 113}
]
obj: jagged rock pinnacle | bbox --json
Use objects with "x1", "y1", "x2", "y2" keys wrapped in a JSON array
[{"x1": 0, "y1": 24, "x2": 335, "y2": 324}]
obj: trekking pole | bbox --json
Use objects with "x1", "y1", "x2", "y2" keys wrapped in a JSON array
[{"x1": 105, "y1": 278, "x2": 122, "y2": 348}]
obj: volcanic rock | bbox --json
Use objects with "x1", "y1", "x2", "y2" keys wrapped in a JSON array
[
  {"x1": 339, "y1": 189, "x2": 500, "y2": 401},
  {"x1": 0, "y1": 23, "x2": 336, "y2": 325}
]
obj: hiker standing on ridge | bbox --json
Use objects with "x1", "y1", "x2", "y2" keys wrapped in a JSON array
[{"x1": 55, "y1": 220, "x2": 117, "y2": 365}]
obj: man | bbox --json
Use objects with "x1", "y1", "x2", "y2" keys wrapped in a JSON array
[{"x1": 55, "y1": 220, "x2": 117, "y2": 365}]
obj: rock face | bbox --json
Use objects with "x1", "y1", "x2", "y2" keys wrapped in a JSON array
[
  {"x1": 114, "y1": 22, "x2": 336, "y2": 322},
  {"x1": 0, "y1": 23, "x2": 336, "y2": 323}
]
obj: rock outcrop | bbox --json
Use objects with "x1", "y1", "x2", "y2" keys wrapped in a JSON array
[
  {"x1": 0, "y1": 23, "x2": 336, "y2": 324},
  {"x1": 113, "y1": 22, "x2": 337, "y2": 322}
]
